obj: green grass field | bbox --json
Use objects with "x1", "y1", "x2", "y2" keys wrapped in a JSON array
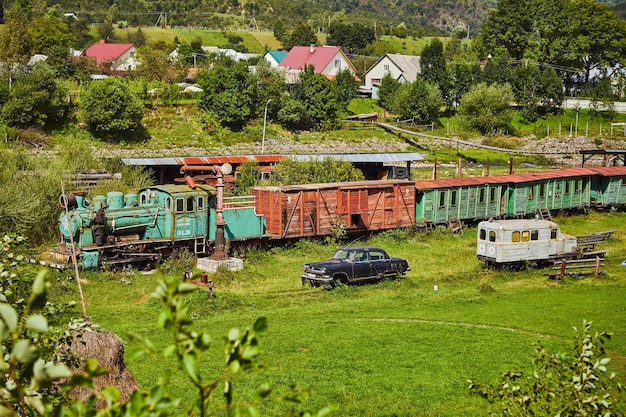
[{"x1": 49, "y1": 210, "x2": 626, "y2": 415}]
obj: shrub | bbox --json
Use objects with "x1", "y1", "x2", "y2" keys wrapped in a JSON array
[
  {"x1": 80, "y1": 77, "x2": 144, "y2": 138},
  {"x1": 458, "y1": 83, "x2": 515, "y2": 135},
  {"x1": 469, "y1": 320, "x2": 624, "y2": 416}
]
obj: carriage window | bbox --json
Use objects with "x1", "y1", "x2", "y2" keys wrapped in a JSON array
[
  {"x1": 528, "y1": 186, "x2": 534, "y2": 199},
  {"x1": 512, "y1": 231, "x2": 520, "y2": 242},
  {"x1": 521, "y1": 231, "x2": 530, "y2": 242},
  {"x1": 574, "y1": 180, "x2": 581, "y2": 193},
  {"x1": 176, "y1": 198, "x2": 184, "y2": 212},
  {"x1": 539, "y1": 184, "x2": 545, "y2": 198},
  {"x1": 165, "y1": 197, "x2": 172, "y2": 211},
  {"x1": 551, "y1": 229, "x2": 557, "y2": 239},
  {"x1": 489, "y1": 187, "x2": 496, "y2": 203},
  {"x1": 479, "y1": 188, "x2": 485, "y2": 204},
  {"x1": 489, "y1": 231, "x2": 496, "y2": 242},
  {"x1": 186, "y1": 197, "x2": 194, "y2": 212},
  {"x1": 531, "y1": 230, "x2": 539, "y2": 241},
  {"x1": 565, "y1": 181, "x2": 570, "y2": 194},
  {"x1": 450, "y1": 190, "x2": 458, "y2": 207},
  {"x1": 198, "y1": 196, "x2": 205, "y2": 211},
  {"x1": 439, "y1": 192, "x2": 446, "y2": 208},
  {"x1": 479, "y1": 229, "x2": 486, "y2": 240}
]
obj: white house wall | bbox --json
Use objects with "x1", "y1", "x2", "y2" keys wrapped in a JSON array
[
  {"x1": 320, "y1": 52, "x2": 354, "y2": 77},
  {"x1": 364, "y1": 56, "x2": 401, "y2": 88}
]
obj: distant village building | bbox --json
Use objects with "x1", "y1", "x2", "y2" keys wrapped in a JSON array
[
  {"x1": 363, "y1": 53, "x2": 421, "y2": 98},
  {"x1": 82, "y1": 40, "x2": 138, "y2": 71},
  {"x1": 277, "y1": 45, "x2": 358, "y2": 84},
  {"x1": 263, "y1": 50, "x2": 288, "y2": 67}
]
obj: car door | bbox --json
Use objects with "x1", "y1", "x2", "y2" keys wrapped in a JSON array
[
  {"x1": 370, "y1": 250, "x2": 392, "y2": 278},
  {"x1": 351, "y1": 250, "x2": 371, "y2": 281}
]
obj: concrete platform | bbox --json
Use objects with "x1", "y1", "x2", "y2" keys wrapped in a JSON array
[{"x1": 197, "y1": 257, "x2": 244, "y2": 273}]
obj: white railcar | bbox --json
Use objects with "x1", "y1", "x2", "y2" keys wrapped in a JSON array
[{"x1": 476, "y1": 219, "x2": 578, "y2": 267}]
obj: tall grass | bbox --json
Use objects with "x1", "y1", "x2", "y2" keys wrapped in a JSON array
[{"x1": 48, "y1": 211, "x2": 626, "y2": 416}]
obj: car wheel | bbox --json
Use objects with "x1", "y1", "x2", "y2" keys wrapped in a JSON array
[{"x1": 333, "y1": 274, "x2": 349, "y2": 286}]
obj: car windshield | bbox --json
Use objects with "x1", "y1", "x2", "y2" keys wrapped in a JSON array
[{"x1": 331, "y1": 249, "x2": 357, "y2": 261}]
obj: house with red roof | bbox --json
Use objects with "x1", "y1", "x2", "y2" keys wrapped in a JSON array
[
  {"x1": 277, "y1": 45, "x2": 358, "y2": 83},
  {"x1": 81, "y1": 40, "x2": 138, "y2": 72}
]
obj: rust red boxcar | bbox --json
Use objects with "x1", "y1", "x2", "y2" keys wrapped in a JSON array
[{"x1": 252, "y1": 180, "x2": 415, "y2": 239}]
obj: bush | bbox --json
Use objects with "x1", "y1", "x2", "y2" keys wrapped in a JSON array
[
  {"x1": 458, "y1": 83, "x2": 514, "y2": 135},
  {"x1": 469, "y1": 320, "x2": 624, "y2": 416},
  {"x1": 2, "y1": 62, "x2": 70, "y2": 128},
  {"x1": 80, "y1": 77, "x2": 144, "y2": 138}
]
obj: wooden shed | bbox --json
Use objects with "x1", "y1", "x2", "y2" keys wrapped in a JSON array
[{"x1": 252, "y1": 180, "x2": 415, "y2": 239}]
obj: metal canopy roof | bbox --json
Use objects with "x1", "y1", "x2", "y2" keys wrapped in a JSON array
[{"x1": 121, "y1": 152, "x2": 425, "y2": 167}]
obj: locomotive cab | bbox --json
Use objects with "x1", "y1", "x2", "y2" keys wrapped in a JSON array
[{"x1": 476, "y1": 219, "x2": 577, "y2": 267}]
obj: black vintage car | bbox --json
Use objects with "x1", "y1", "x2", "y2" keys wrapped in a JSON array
[{"x1": 301, "y1": 246, "x2": 410, "y2": 287}]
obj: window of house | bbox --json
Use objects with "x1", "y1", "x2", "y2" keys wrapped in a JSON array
[
  {"x1": 521, "y1": 231, "x2": 530, "y2": 242},
  {"x1": 384, "y1": 64, "x2": 390, "y2": 71},
  {"x1": 531, "y1": 230, "x2": 539, "y2": 240},
  {"x1": 489, "y1": 231, "x2": 496, "y2": 242},
  {"x1": 334, "y1": 59, "x2": 341, "y2": 69},
  {"x1": 512, "y1": 231, "x2": 520, "y2": 242}
]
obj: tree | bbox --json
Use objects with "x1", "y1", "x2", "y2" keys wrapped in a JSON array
[
  {"x1": 0, "y1": 1, "x2": 32, "y2": 84},
  {"x1": 279, "y1": 66, "x2": 342, "y2": 130},
  {"x1": 469, "y1": 321, "x2": 624, "y2": 416},
  {"x1": 327, "y1": 22, "x2": 375, "y2": 54},
  {"x1": 449, "y1": 61, "x2": 481, "y2": 107},
  {"x1": 2, "y1": 62, "x2": 69, "y2": 128},
  {"x1": 271, "y1": 156, "x2": 364, "y2": 185},
  {"x1": 512, "y1": 64, "x2": 564, "y2": 121},
  {"x1": 333, "y1": 68, "x2": 359, "y2": 107},
  {"x1": 197, "y1": 62, "x2": 259, "y2": 130},
  {"x1": 482, "y1": 50, "x2": 513, "y2": 86},
  {"x1": 473, "y1": 0, "x2": 536, "y2": 60},
  {"x1": 283, "y1": 24, "x2": 317, "y2": 51},
  {"x1": 80, "y1": 77, "x2": 144, "y2": 138},
  {"x1": 565, "y1": 0, "x2": 626, "y2": 83},
  {"x1": 475, "y1": 0, "x2": 626, "y2": 86},
  {"x1": 377, "y1": 73, "x2": 401, "y2": 111},
  {"x1": 458, "y1": 82, "x2": 515, "y2": 135},
  {"x1": 420, "y1": 38, "x2": 451, "y2": 106},
  {"x1": 391, "y1": 79, "x2": 442, "y2": 125},
  {"x1": 136, "y1": 44, "x2": 184, "y2": 83},
  {"x1": 27, "y1": 13, "x2": 73, "y2": 55},
  {"x1": 127, "y1": 27, "x2": 146, "y2": 47},
  {"x1": 97, "y1": 19, "x2": 114, "y2": 41}
]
